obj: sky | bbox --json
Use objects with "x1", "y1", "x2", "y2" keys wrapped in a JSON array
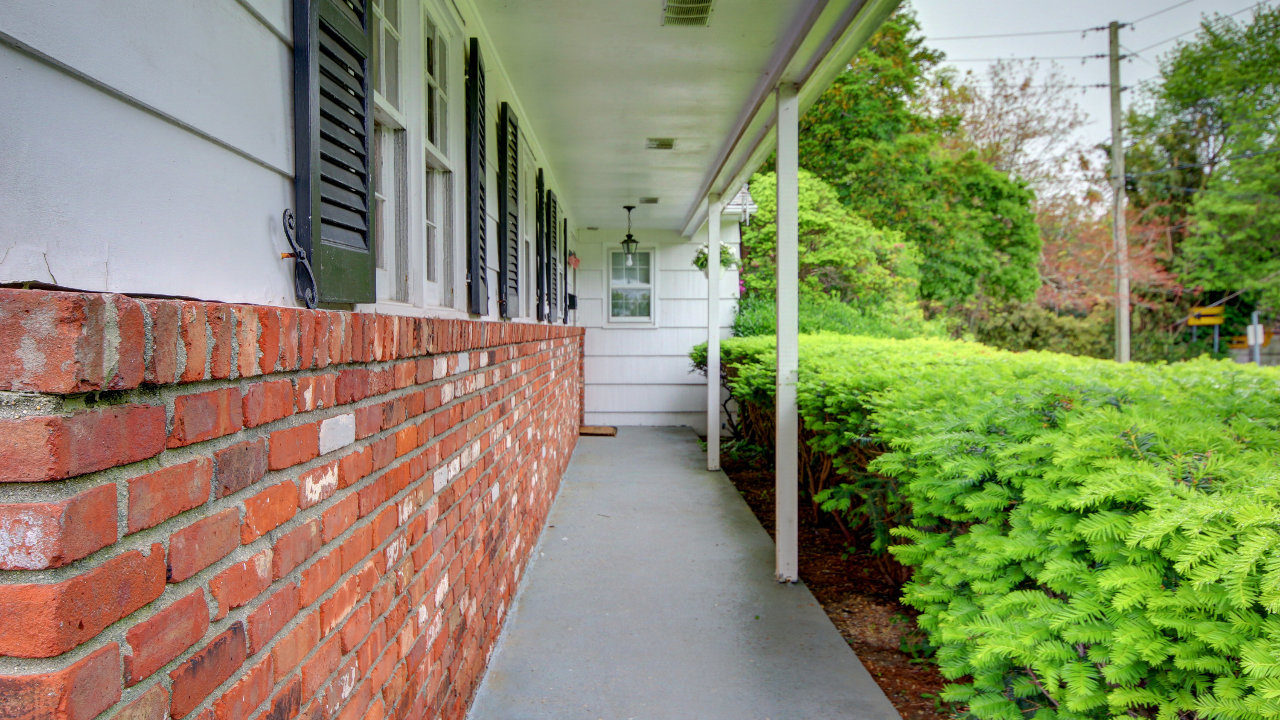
[{"x1": 910, "y1": 0, "x2": 1274, "y2": 151}]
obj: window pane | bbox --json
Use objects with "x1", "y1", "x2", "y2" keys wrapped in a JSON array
[
  {"x1": 425, "y1": 28, "x2": 435, "y2": 79},
  {"x1": 384, "y1": 31, "x2": 399, "y2": 107}
]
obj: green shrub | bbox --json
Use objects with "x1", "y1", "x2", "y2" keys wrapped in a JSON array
[
  {"x1": 732, "y1": 292, "x2": 945, "y2": 339},
  {"x1": 696, "y1": 334, "x2": 1280, "y2": 720}
]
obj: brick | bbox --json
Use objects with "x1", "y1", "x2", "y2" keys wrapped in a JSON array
[
  {"x1": 125, "y1": 589, "x2": 210, "y2": 685},
  {"x1": 295, "y1": 375, "x2": 335, "y2": 412},
  {"x1": 241, "y1": 481, "x2": 298, "y2": 543},
  {"x1": 169, "y1": 622, "x2": 248, "y2": 719},
  {"x1": 299, "y1": 551, "x2": 341, "y2": 608},
  {"x1": 233, "y1": 306, "x2": 262, "y2": 379},
  {"x1": 257, "y1": 676, "x2": 301, "y2": 720},
  {"x1": 169, "y1": 388, "x2": 244, "y2": 448},
  {"x1": 271, "y1": 612, "x2": 320, "y2": 682},
  {"x1": 211, "y1": 549, "x2": 273, "y2": 619},
  {"x1": 298, "y1": 461, "x2": 339, "y2": 510},
  {"x1": 143, "y1": 299, "x2": 182, "y2": 385},
  {"x1": 212, "y1": 654, "x2": 272, "y2": 720},
  {"x1": 180, "y1": 304, "x2": 209, "y2": 382},
  {"x1": 0, "y1": 290, "x2": 143, "y2": 393},
  {"x1": 0, "y1": 643, "x2": 121, "y2": 720},
  {"x1": 0, "y1": 484, "x2": 116, "y2": 570},
  {"x1": 243, "y1": 380, "x2": 295, "y2": 428},
  {"x1": 0, "y1": 404, "x2": 166, "y2": 483},
  {"x1": 338, "y1": 447, "x2": 373, "y2": 489},
  {"x1": 268, "y1": 424, "x2": 319, "y2": 471},
  {"x1": 247, "y1": 583, "x2": 298, "y2": 655},
  {"x1": 0, "y1": 545, "x2": 165, "y2": 658},
  {"x1": 128, "y1": 458, "x2": 212, "y2": 533},
  {"x1": 113, "y1": 683, "x2": 170, "y2": 720},
  {"x1": 214, "y1": 439, "x2": 268, "y2": 498},
  {"x1": 335, "y1": 369, "x2": 369, "y2": 405},
  {"x1": 112, "y1": 295, "x2": 147, "y2": 390},
  {"x1": 318, "y1": 413, "x2": 356, "y2": 455},
  {"x1": 322, "y1": 495, "x2": 359, "y2": 544},
  {"x1": 339, "y1": 603, "x2": 371, "y2": 653},
  {"x1": 207, "y1": 304, "x2": 234, "y2": 380},
  {"x1": 300, "y1": 635, "x2": 341, "y2": 700},
  {"x1": 255, "y1": 307, "x2": 281, "y2": 376},
  {"x1": 169, "y1": 508, "x2": 241, "y2": 583},
  {"x1": 279, "y1": 309, "x2": 301, "y2": 372},
  {"x1": 354, "y1": 405, "x2": 381, "y2": 440},
  {"x1": 272, "y1": 521, "x2": 321, "y2": 580}
]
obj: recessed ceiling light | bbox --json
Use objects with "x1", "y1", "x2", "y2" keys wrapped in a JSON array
[{"x1": 646, "y1": 138, "x2": 676, "y2": 150}]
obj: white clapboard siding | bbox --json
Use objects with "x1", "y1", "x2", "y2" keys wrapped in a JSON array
[
  {"x1": 0, "y1": 44, "x2": 296, "y2": 304},
  {"x1": 585, "y1": 327, "x2": 731, "y2": 357},
  {"x1": 2, "y1": 0, "x2": 292, "y2": 172},
  {"x1": 237, "y1": 0, "x2": 291, "y2": 41},
  {"x1": 576, "y1": 224, "x2": 739, "y2": 432},
  {"x1": 585, "y1": 411, "x2": 710, "y2": 434},
  {"x1": 660, "y1": 300, "x2": 737, "y2": 329},
  {"x1": 585, "y1": 384, "x2": 706, "y2": 413},
  {"x1": 586, "y1": 356, "x2": 704, "y2": 386}
]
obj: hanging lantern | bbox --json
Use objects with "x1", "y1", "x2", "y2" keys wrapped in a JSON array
[{"x1": 621, "y1": 205, "x2": 639, "y2": 266}]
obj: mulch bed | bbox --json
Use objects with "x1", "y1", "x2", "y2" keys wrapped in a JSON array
[{"x1": 722, "y1": 455, "x2": 952, "y2": 720}]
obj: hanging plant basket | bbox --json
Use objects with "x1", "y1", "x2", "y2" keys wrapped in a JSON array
[{"x1": 693, "y1": 241, "x2": 738, "y2": 277}]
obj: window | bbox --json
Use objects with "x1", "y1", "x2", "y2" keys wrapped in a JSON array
[
  {"x1": 519, "y1": 141, "x2": 536, "y2": 317},
  {"x1": 373, "y1": 126, "x2": 408, "y2": 301},
  {"x1": 423, "y1": 16, "x2": 448, "y2": 156},
  {"x1": 608, "y1": 250, "x2": 653, "y2": 323},
  {"x1": 372, "y1": 0, "x2": 409, "y2": 302},
  {"x1": 422, "y1": 7, "x2": 460, "y2": 309}
]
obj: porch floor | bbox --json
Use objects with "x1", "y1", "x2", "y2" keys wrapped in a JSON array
[{"x1": 467, "y1": 426, "x2": 900, "y2": 720}]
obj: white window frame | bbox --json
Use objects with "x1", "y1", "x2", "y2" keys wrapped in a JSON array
[
  {"x1": 422, "y1": 0, "x2": 465, "y2": 311},
  {"x1": 605, "y1": 246, "x2": 657, "y2": 327},
  {"x1": 371, "y1": 0, "x2": 410, "y2": 304}
]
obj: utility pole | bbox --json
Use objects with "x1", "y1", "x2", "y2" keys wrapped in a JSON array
[{"x1": 1109, "y1": 21, "x2": 1131, "y2": 363}]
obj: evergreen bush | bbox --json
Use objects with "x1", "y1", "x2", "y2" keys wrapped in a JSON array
[{"x1": 693, "y1": 334, "x2": 1280, "y2": 720}]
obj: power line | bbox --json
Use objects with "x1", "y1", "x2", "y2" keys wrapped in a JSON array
[
  {"x1": 945, "y1": 54, "x2": 1109, "y2": 62},
  {"x1": 930, "y1": 27, "x2": 1107, "y2": 41},
  {"x1": 1129, "y1": 1, "x2": 1272, "y2": 54},
  {"x1": 1124, "y1": 146, "x2": 1280, "y2": 179},
  {"x1": 1121, "y1": 44, "x2": 1158, "y2": 66},
  {"x1": 1128, "y1": 0, "x2": 1199, "y2": 25}
]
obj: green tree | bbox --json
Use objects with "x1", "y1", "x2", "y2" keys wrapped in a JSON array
[
  {"x1": 741, "y1": 170, "x2": 921, "y2": 313},
  {"x1": 797, "y1": 10, "x2": 1042, "y2": 304},
  {"x1": 1129, "y1": 6, "x2": 1280, "y2": 308}
]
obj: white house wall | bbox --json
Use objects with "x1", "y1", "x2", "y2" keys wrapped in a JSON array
[
  {"x1": 577, "y1": 226, "x2": 738, "y2": 435},
  {"x1": 0, "y1": 0, "x2": 575, "y2": 313},
  {"x1": 0, "y1": 1, "x2": 296, "y2": 305}
]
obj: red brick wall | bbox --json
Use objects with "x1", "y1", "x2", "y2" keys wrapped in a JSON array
[{"x1": 0, "y1": 289, "x2": 583, "y2": 720}]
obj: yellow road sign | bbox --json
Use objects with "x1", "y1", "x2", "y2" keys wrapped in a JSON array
[{"x1": 1188, "y1": 306, "x2": 1224, "y2": 326}]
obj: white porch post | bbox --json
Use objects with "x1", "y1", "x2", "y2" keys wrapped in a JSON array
[
  {"x1": 775, "y1": 83, "x2": 800, "y2": 583},
  {"x1": 706, "y1": 193, "x2": 723, "y2": 471}
]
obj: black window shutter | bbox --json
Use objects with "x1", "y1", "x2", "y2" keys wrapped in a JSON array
[
  {"x1": 547, "y1": 190, "x2": 559, "y2": 323},
  {"x1": 535, "y1": 170, "x2": 546, "y2": 321},
  {"x1": 562, "y1": 218, "x2": 570, "y2": 324},
  {"x1": 465, "y1": 37, "x2": 487, "y2": 316},
  {"x1": 292, "y1": 0, "x2": 376, "y2": 305},
  {"x1": 497, "y1": 103, "x2": 519, "y2": 319}
]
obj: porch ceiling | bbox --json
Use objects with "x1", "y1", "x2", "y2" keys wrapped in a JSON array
[{"x1": 474, "y1": 0, "x2": 895, "y2": 234}]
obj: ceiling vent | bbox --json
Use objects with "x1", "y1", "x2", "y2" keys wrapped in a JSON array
[
  {"x1": 662, "y1": 0, "x2": 714, "y2": 27},
  {"x1": 646, "y1": 137, "x2": 676, "y2": 150},
  {"x1": 639, "y1": 197, "x2": 660, "y2": 205}
]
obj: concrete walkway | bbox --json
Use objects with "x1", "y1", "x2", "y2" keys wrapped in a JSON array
[{"x1": 468, "y1": 426, "x2": 900, "y2": 720}]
